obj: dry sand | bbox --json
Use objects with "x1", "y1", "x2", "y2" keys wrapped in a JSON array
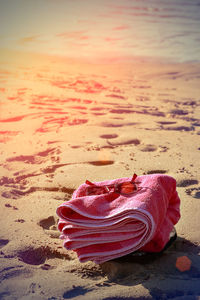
[{"x1": 0, "y1": 50, "x2": 200, "y2": 299}]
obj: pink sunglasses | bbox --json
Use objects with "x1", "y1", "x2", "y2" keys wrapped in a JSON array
[{"x1": 85, "y1": 174, "x2": 142, "y2": 196}]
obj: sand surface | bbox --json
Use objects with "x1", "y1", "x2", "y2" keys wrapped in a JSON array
[{"x1": 0, "y1": 51, "x2": 200, "y2": 299}]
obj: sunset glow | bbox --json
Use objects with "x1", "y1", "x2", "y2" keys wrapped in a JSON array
[{"x1": 1, "y1": 0, "x2": 200, "y2": 62}]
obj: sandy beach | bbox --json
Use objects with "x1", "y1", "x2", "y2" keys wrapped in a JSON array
[{"x1": 0, "y1": 49, "x2": 200, "y2": 299}]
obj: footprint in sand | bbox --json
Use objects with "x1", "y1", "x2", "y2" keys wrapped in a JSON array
[
  {"x1": 106, "y1": 138, "x2": 140, "y2": 147},
  {"x1": 0, "y1": 239, "x2": 9, "y2": 249},
  {"x1": 0, "y1": 265, "x2": 32, "y2": 284},
  {"x1": 139, "y1": 144, "x2": 157, "y2": 152},
  {"x1": 176, "y1": 179, "x2": 199, "y2": 198},
  {"x1": 177, "y1": 179, "x2": 198, "y2": 187},
  {"x1": 170, "y1": 109, "x2": 189, "y2": 116},
  {"x1": 105, "y1": 94, "x2": 127, "y2": 100},
  {"x1": 18, "y1": 247, "x2": 46, "y2": 265},
  {"x1": 100, "y1": 134, "x2": 118, "y2": 139},
  {"x1": 67, "y1": 263, "x2": 105, "y2": 280},
  {"x1": 6, "y1": 148, "x2": 58, "y2": 164},
  {"x1": 146, "y1": 170, "x2": 167, "y2": 174},
  {"x1": 38, "y1": 216, "x2": 60, "y2": 239},
  {"x1": 88, "y1": 160, "x2": 114, "y2": 166},
  {"x1": 27, "y1": 282, "x2": 42, "y2": 295},
  {"x1": 17, "y1": 245, "x2": 70, "y2": 265},
  {"x1": 110, "y1": 108, "x2": 135, "y2": 114},
  {"x1": 185, "y1": 187, "x2": 200, "y2": 199},
  {"x1": 100, "y1": 121, "x2": 138, "y2": 128},
  {"x1": 63, "y1": 286, "x2": 93, "y2": 299},
  {"x1": 157, "y1": 121, "x2": 177, "y2": 125},
  {"x1": 161, "y1": 125, "x2": 194, "y2": 132}
]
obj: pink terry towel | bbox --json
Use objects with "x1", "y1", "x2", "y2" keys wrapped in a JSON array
[{"x1": 56, "y1": 174, "x2": 180, "y2": 264}]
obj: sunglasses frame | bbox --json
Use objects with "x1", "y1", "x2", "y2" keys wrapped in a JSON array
[{"x1": 85, "y1": 173, "x2": 141, "y2": 196}]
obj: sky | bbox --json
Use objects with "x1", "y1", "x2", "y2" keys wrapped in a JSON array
[{"x1": 0, "y1": 0, "x2": 200, "y2": 62}]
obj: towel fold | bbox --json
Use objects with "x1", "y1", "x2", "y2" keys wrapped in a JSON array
[{"x1": 56, "y1": 174, "x2": 180, "y2": 264}]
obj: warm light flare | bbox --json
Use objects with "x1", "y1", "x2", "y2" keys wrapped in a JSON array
[
  {"x1": 176, "y1": 256, "x2": 192, "y2": 272},
  {"x1": 97, "y1": 149, "x2": 111, "y2": 163}
]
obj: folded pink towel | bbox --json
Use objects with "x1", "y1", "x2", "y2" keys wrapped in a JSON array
[{"x1": 56, "y1": 174, "x2": 180, "y2": 264}]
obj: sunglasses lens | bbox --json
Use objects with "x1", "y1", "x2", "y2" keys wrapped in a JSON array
[
  {"x1": 118, "y1": 182, "x2": 136, "y2": 194},
  {"x1": 86, "y1": 186, "x2": 108, "y2": 196}
]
